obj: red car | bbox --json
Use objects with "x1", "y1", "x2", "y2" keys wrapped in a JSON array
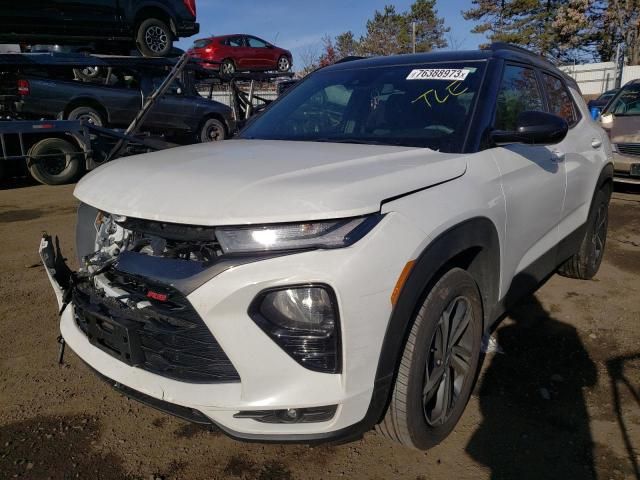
[{"x1": 188, "y1": 34, "x2": 292, "y2": 74}]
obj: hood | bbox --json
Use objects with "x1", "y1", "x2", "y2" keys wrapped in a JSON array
[
  {"x1": 605, "y1": 115, "x2": 640, "y2": 143},
  {"x1": 74, "y1": 140, "x2": 466, "y2": 226}
]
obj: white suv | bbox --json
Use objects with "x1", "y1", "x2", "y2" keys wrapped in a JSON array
[{"x1": 41, "y1": 44, "x2": 613, "y2": 450}]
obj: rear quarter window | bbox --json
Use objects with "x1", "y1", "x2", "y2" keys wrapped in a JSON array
[{"x1": 193, "y1": 39, "x2": 210, "y2": 49}]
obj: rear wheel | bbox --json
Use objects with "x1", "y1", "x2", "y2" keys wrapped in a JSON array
[
  {"x1": 558, "y1": 187, "x2": 611, "y2": 280},
  {"x1": 27, "y1": 138, "x2": 82, "y2": 185},
  {"x1": 137, "y1": 18, "x2": 173, "y2": 57},
  {"x1": 220, "y1": 59, "x2": 236, "y2": 75},
  {"x1": 377, "y1": 268, "x2": 483, "y2": 450},
  {"x1": 199, "y1": 118, "x2": 226, "y2": 142},
  {"x1": 67, "y1": 106, "x2": 104, "y2": 127}
]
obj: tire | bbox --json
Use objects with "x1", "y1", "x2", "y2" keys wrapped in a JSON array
[
  {"x1": 277, "y1": 55, "x2": 291, "y2": 72},
  {"x1": 558, "y1": 186, "x2": 611, "y2": 280},
  {"x1": 199, "y1": 118, "x2": 226, "y2": 143},
  {"x1": 73, "y1": 66, "x2": 102, "y2": 81},
  {"x1": 220, "y1": 59, "x2": 236, "y2": 75},
  {"x1": 136, "y1": 18, "x2": 173, "y2": 57},
  {"x1": 67, "y1": 106, "x2": 104, "y2": 127},
  {"x1": 27, "y1": 138, "x2": 82, "y2": 185},
  {"x1": 377, "y1": 268, "x2": 483, "y2": 450}
]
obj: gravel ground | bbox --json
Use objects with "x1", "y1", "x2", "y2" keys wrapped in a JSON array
[{"x1": 0, "y1": 178, "x2": 638, "y2": 480}]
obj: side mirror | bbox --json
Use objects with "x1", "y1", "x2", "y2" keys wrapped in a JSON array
[
  {"x1": 266, "y1": 44, "x2": 274, "y2": 49},
  {"x1": 491, "y1": 111, "x2": 569, "y2": 146}
]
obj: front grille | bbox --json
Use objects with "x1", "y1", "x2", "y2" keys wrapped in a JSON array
[
  {"x1": 616, "y1": 143, "x2": 640, "y2": 157},
  {"x1": 72, "y1": 269, "x2": 240, "y2": 383}
]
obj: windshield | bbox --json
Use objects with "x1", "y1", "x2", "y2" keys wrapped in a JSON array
[
  {"x1": 605, "y1": 84, "x2": 640, "y2": 116},
  {"x1": 240, "y1": 61, "x2": 486, "y2": 152}
]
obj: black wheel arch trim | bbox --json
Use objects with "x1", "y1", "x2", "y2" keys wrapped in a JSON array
[{"x1": 345, "y1": 217, "x2": 501, "y2": 436}]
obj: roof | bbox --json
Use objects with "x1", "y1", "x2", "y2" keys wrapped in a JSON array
[{"x1": 324, "y1": 43, "x2": 578, "y2": 90}]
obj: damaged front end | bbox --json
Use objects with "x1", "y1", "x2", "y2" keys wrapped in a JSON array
[{"x1": 39, "y1": 205, "x2": 240, "y2": 383}]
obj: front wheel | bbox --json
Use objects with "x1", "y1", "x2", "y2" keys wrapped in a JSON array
[
  {"x1": 199, "y1": 118, "x2": 226, "y2": 142},
  {"x1": 558, "y1": 186, "x2": 611, "y2": 280},
  {"x1": 277, "y1": 55, "x2": 291, "y2": 72},
  {"x1": 137, "y1": 18, "x2": 173, "y2": 57},
  {"x1": 377, "y1": 268, "x2": 483, "y2": 450}
]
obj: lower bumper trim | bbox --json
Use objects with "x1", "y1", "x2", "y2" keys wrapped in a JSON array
[
  {"x1": 91, "y1": 365, "x2": 214, "y2": 425},
  {"x1": 86, "y1": 362, "x2": 384, "y2": 445}
]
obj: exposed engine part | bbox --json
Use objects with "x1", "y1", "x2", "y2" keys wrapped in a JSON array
[{"x1": 83, "y1": 213, "x2": 222, "y2": 276}]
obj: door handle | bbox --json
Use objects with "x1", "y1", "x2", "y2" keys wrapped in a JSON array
[
  {"x1": 591, "y1": 138, "x2": 602, "y2": 149},
  {"x1": 551, "y1": 150, "x2": 565, "y2": 163}
]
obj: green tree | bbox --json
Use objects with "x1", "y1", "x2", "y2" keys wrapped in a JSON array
[
  {"x1": 407, "y1": 0, "x2": 449, "y2": 52},
  {"x1": 358, "y1": 5, "x2": 408, "y2": 56},
  {"x1": 463, "y1": 0, "x2": 565, "y2": 56},
  {"x1": 599, "y1": 0, "x2": 640, "y2": 65},
  {"x1": 335, "y1": 31, "x2": 359, "y2": 58},
  {"x1": 463, "y1": 0, "x2": 640, "y2": 64},
  {"x1": 314, "y1": 0, "x2": 448, "y2": 67}
]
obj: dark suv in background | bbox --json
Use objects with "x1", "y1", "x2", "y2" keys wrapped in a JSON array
[{"x1": 0, "y1": 0, "x2": 199, "y2": 57}]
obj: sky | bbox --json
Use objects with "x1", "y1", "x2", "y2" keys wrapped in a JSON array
[{"x1": 176, "y1": 0, "x2": 487, "y2": 69}]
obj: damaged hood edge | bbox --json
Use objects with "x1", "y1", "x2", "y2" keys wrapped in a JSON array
[{"x1": 74, "y1": 140, "x2": 467, "y2": 226}]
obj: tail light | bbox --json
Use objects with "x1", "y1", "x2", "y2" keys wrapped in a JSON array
[
  {"x1": 17, "y1": 79, "x2": 30, "y2": 96},
  {"x1": 183, "y1": 0, "x2": 196, "y2": 17}
]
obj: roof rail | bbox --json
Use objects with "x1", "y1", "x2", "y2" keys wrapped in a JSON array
[
  {"x1": 487, "y1": 42, "x2": 560, "y2": 66},
  {"x1": 487, "y1": 42, "x2": 536, "y2": 55},
  {"x1": 335, "y1": 56, "x2": 365, "y2": 64}
]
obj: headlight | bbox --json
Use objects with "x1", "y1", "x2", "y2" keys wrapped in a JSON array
[
  {"x1": 215, "y1": 214, "x2": 382, "y2": 254},
  {"x1": 249, "y1": 285, "x2": 341, "y2": 373},
  {"x1": 611, "y1": 143, "x2": 618, "y2": 153}
]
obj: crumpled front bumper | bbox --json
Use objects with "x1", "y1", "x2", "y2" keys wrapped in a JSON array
[{"x1": 37, "y1": 214, "x2": 420, "y2": 443}]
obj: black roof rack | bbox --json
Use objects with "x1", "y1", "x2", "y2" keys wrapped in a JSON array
[
  {"x1": 488, "y1": 42, "x2": 560, "y2": 66},
  {"x1": 334, "y1": 56, "x2": 366, "y2": 64},
  {"x1": 487, "y1": 42, "x2": 537, "y2": 55}
]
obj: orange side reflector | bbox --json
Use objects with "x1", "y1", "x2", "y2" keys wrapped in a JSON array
[{"x1": 391, "y1": 260, "x2": 415, "y2": 306}]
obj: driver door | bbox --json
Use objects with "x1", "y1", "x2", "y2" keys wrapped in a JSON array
[
  {"x1": 143, "y1": 75, "x2": 196, "y2": 133},
  {"x1": 490, "y1": 63, "x2": 567, "y2": 280}
]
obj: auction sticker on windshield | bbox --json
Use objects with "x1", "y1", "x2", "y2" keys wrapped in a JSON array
[{"x1": 406, "y1": 68, "x2": 471, "y2": 81}]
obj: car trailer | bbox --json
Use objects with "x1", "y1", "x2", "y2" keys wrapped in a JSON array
[
  {"x1": 0, "y1": 52, "x2": 196, "y2": 184},
  {"x1": 197, "y1": 70, "x2": 295, "y2": 127},
  {"x1": 0, "y1": 118, "x2": 178, "y2": 185},
  {"x1": 0, "y1": 52, "x2": 293, "y2": 184}
]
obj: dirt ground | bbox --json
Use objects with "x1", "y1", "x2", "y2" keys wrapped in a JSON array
[{"x1": 0, "y1": 178, "x2": 638, "y2": 480}]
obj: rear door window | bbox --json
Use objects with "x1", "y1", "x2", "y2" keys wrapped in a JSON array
[
  {"x1": 495, "y1": 65, "x2": 544, "y2": 130},
  {"x1": 227, "y1": 36, "x2": 244, "y2": 48},
  {"x1": 541, "y1": 73, "x2": 578, "y2": 126}
]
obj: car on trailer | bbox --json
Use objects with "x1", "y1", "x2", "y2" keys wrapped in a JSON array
[
  {"x1": 0, "y1": 0, "x2": 198, "y2": 57},
  {"x1": 1, "y1": 53, "x2": 235, "y2": 144},
  {"x1": 188, "y1": 34, "x2": 293, "y2": 74}
]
